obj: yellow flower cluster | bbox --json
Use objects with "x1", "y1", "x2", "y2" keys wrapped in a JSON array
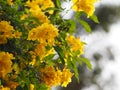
[
  {"x1": 0, "y1": 52, "x2": 13, "y2": 78},
  {"x1": 28, "y1": 23, "x2": 58, "y2": 61},
  {"x1": 26, "y1": 0, "x2": 54, "y2": 14},
  {"x1": 0, "y1": 51, "x2": 19, "y2": 89},
  {"x1": 5, "y1": 80, "x2": 18, "y2": 90},
  {"x1": 72, "y1": 0, "x2": 97, "y2": 17},
  {"x1": 29, "y1": 6, "x2": 50, "y2": 23},
  {"x1": 0, "y1": 21, "x2": 22, "y2": 44},
  {"x1": 35, "y1": 44, "x2": 55, "y2": 60},
  {"x1": 25, "y1": 0, "x2": 54, "y2": 23},
  {"x1": 66, "y1": 35, "x2": 84, "y2": 55},
  {"x1": 41, "y1": 66, "x2": 73, "y2": 89},
  {"x1": 0, "y1": 0, "x2": 99, "y2": 89},
  {"x1": 28, "y1": 23, "x2": 58, "y2": 46},
  {"x1": 0, "y1": 21, "x2": 14, "y2": 44}
]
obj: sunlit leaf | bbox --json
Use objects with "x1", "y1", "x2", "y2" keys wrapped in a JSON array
[
  {"x1": 80, "y1": 57, "x2": 92, "y2": 69},
  {"x1": 79, "y1": 20, "x2": 92, "y2": 33},
  {"x1": 90, "y1": 14, "x2": 99, "y2": 23}
]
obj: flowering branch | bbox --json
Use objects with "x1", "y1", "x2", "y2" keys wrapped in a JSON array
[{"x1": 0, "y1": 0, "x2": 99, "y2": 90}]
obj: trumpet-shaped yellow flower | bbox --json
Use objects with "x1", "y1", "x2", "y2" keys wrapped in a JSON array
[
  {"x1": 28, "y1": 23, "x2": 58, "y2": 46},
  {"x1": 66, "y1": 35, "x2": 84, "y2": 55},
  {"x1": 26, "y1": 0, "x2": 54, "y2": 14},
  {"x1": 29, "y1": 7, "x2": 50, "y2": 23},
  {"x1": 61, "y1": 68, "x2": 73, "y2": 87},
  {"x1": 30, "y1": 84, "x2": 34, "y2": 90},
  {"x1": 72, "y1": 0, "x2": 97, "y2": 17},
  {"x1": 0, "y1": 52, "x2": 13, "y2": 78},
  {"x1": 41, "y1": 66, "x2": 61, "y2": 88},
  {"x1": 41, "y1": 66, "x2": 73, "y2": 88}
]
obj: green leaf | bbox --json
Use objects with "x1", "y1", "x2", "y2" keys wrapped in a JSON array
[
  {"x1": 0, "y1": 80, "x2": 1, "y2": 85},
  {"x1": 90, "y1": 14, "x2": 99, "y2": 23},
  {"x1": 72, "y1": 59, "x2": 79, "y2": 82},
  {"x1": 38, "y1": 84, "x2": 48, "y2": 90},
  {"x1": 44, "y1": 7, "x2": 61, "y2": 12},
  {"x1": 80, "y1": 58, "x2": 92, "y2": 69},
  {"x1": 79, "y1": 20, "x2": 92, "y2": 33},
  {"x1": 75, "y1": 12, "x2": 83, "y2": 19},
  {"x1": 56, "y1": 0, "x2": 61, "y2": 8},
  {"x1": 67, "y1": 57, "x2": 79, "y2": 82},
  {"x1": 16, "y1": 86, "x2": 23, "y2": 90},
  {"x1": 76, "y1": 57, "x2": 82, "y2": 66},
  {"x1": 54, "y1": 46, "x2": 65, "y2": 64},
  {"x1": 66, "y1": 20, "x2": 76, "y2": 34}
]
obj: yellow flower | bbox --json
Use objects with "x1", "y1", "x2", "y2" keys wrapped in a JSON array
[
  {"x1": 5, "y1": 80, "x2": 18, "y2": 90},
  {"x1": 26, "y1": 0, "x2": 55, "y2": 14},
  {"x1": 30, "y1": 84, "x2": 34, "y2": 90},
  {"x1": 0, "y1": 21, "x2": 14, "y2": 32},
  {"x1": 39, "y1": 0, "x2": 55, "y2": 14},
  {"x1": 0, "y1": 21, "x2": 14, "y2": 43},
  {"x1": 29, "y1": 51, "x2": 36, "y2": 66},
  {"x1": 28, "y1": 23, "x2": 58, "y2": 46},
  {"x1": 0, "y1": 85, "x2": 10, "y2": 90},
  {"x1": 0, "y1": 52, "x2": 13, "y2": 78},
  {"x1": 27, "y1": 27, "x2": 38, "y2": 41},
  {"x1": 0, "y1": 21, "x2": 22, "y2": 44},
  {"x1": 41, "y1": 66, "x2": 61, "y2": 88},
  {"x1": 26, "y1": 0, "x2": 54, "y2": 23},
  {"x1": 34, "y1": 43, "x2": 55, "y2": 60},
  {"x1": 66, "y1": 35, "x2": 84, "y2": 55},
  {"x1": 20, "y1": 14, "x2": 28, "y2": 20},
  {"x1": 72, "y1": 0, "x2": 97, "y2": 17},
  {"x1": 13, "y1": 31, "x2": 22, "y2": 38},
  {"x1": 41, "y1": 66, "x2": 73, "y2": 88},
  {"x1": 0, "y1": 35, "x2": 7, "y2": 44},
  {"x1": 37, "y1": 23, "x2": 58, "y2": 46},
  {"x1": 29, "y1": 7, "x2": 50, "y2": 23},
  {"x1": 61, "y1": 68, "x2": 73, "y2": 87}
]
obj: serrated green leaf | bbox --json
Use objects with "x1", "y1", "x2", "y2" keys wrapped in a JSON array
[
  {"x1": 80, "y1": 58, "x2": 92, "y2": 69},
  {"x1": 79, "y1": 20, "x2": 92, "y2": 33},
  {"x1": 90, "y1": 14, "x2": 99, "y2": 23}
]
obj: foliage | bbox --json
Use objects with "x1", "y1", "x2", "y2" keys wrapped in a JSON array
[{"x1": 0, "y1": 0, "x2": 99, "y2": 90}]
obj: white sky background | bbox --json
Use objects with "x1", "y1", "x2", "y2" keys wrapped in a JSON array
[
  {"x1": 82, "y1": 22, "x2": 120, "y2": 90},
  {"x1": 81, "y1": 0, "x2": 120, "y2": 90}
]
